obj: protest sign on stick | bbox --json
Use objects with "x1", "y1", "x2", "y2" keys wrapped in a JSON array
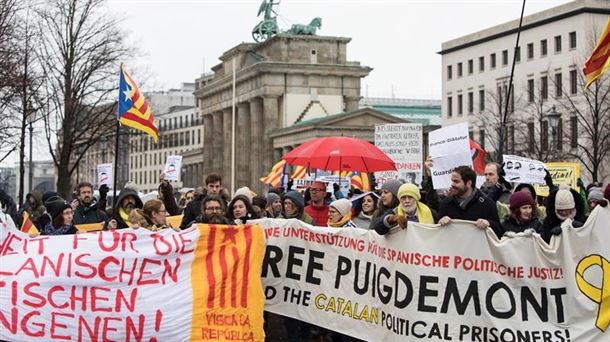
[
  {"x1": 428, "y1": 123, "x2": 472, "y2": 189},
  {"x1": 163, "y1": 155, "x2": 183, "y2": 181},
  {"x1": 374, "y1": 123, "x2": 423, "y2": 187}
]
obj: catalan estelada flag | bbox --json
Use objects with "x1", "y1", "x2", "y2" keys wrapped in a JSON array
[
  {"x1": 351, "y1": 171, "x2": 370, "y2": 191},
  {"x1": 583, "y1": 18, "x2": 610, "y2": 89},
  {"x1": 20, "y1": 211, "x2": 38, "y2": 235},
  {"x1": 260, "y1": 160, "x2": 287, "y2": 188},
  {"x1": 291, "y1": 165, "x2": 307, "y2": 180},
  {"x1": 118, "y1": 64, "x2": 159, "y2": 142}
]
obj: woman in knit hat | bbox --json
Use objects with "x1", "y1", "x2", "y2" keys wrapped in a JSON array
[
  {"x1": 281, "y1": 191, "x2": 314, "y2": 225},
  {"x1": 351, "y1": 192, "x2": 379, "y2": 229},
  {"x1": 265, "y1": 192, "x2": 282, "y2": 218},
  {"x1": 370, "y1": 179, "x2": 402, "y2": 229},
  {"x1": 502, "y1": 191, "x2": 542, "y2": 233},
  {"x1": 327, "y1": 198, "x2": 357, "y2": 228},
  {"x1": 41, "y1": 198, "x2": 76, "y2": 235},
  {"x1": 128, "y1": 199, "x2": 174, "y2": 231},
  {"x1": 540, "y1": 184, "x2": 585, "y2": 243},
  {"x1": 373, "y1": 183, "x2": 435, "y2": 235}
]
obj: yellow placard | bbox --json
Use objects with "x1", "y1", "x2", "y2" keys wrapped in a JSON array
[
  {"x1": 75, "y1": 222, "x2": 104, "y2": 232},
  {"x1": 534, "y1": 162, "x2": 580, "y2": 197}
]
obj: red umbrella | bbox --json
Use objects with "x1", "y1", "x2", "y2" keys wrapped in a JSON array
[{"x1": 282, "y1": 136, "x2": 396, "y2": 172}]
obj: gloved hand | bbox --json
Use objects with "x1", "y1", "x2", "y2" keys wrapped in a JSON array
[
  {"x1": 387, "y1": 214, "x2": 408, "y2": 229},
  {"x1": 99, "y1": 184, "x2": 109, "y2": 198},
  {"x1": 544, "y1": 169, "x2": 554, "y2": 189}
]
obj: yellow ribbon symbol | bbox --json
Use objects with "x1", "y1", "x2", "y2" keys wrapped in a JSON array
[{"x1": 575, "y1": 254, "x2": 610, "y2": 332}]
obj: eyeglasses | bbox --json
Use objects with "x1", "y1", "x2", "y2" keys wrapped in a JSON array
[
  {"x1": 310, "y1": 188, "x2": 325, "y2": 193},
  {"x1": 205, "y1": 207, "x2": 223, "y2": 212}
]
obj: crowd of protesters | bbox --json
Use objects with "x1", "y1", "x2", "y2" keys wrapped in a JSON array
[{"x1": 1, "y1": 159, "x2": 609, "y2": 342}]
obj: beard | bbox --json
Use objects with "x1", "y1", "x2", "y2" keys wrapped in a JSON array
[{"x1": 204, "y1": 213, "x2": 225, "y2": 224}]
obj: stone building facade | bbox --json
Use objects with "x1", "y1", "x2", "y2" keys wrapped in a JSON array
[{"x1": 194, "y1": 34, "x2": 372, "y2": 193}]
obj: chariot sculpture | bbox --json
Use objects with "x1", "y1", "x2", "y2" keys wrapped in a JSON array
[{"x1": 252, "y1": 0, "x2": 322, "y2": 43}]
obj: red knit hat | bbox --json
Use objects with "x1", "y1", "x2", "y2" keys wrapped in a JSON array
[{"x1": 509, "y1": 191, "x2": 535, "y2": 211}]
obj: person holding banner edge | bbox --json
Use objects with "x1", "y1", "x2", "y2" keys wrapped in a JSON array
[
  {"x1": 435, "y1": 165, "x2": 503, "y2": 238},
  {"x1": 373, "y1": 183, "x2": 436, "y2": 235}
]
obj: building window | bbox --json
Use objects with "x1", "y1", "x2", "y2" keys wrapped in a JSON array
[
  {"x1": 186, "y1": 131, "x2": 190, "y2": 145},
  {"x1": 542, "y1": 121, "x2": 548, "y2": 151},
  {"x1": 468, "y1": 92, "x2": 473, "y2": 114},
  {"x1": 528, "y1": 79, "x2": 535, "y2": 102},
  {"x1": 468, "y1": 59, "x2": 473, "y2": 74},
  {"x1": 479, "y1": 130, "x2": 485, "y2": 150},
  {"x1": 554, "y1": 35, "x2": 562, "y2": 53},
  {"x1": 479, "y1": 89, "x2": 485, "y2": 111},
  {"x1": 490, "y1": 53, "x2": 496, "y2": 69},
  {"x1": 478, "y1": 56, "x2": 484, "y2": 72},
  {"x1": 447, "y1": 96, "x2": 453, "y2": 118},
  {"x1": 569, "y1": 31, "x2": 576, "y2": 49},
  {"x1": 557, "y1": 118, "x2": 563, "y2": 151},
  {"x1": 541, "y1": 39, "x2": 547, "y2": 57},
  {"x1": 541, "y1": 76, "x2": 548, "y2": 100},
  {"x1": 527, "y1": 43, "x2": 534, "y2": 59},
  {"x1": 555, "y1": 72, "x2": 562, "y2": 97},
  {"x1": 457, "y1": 94, "x2": 463, "y2": 116},
  {"x1": 502, "y1": 50, "x2": 508, "y2": 66},
  {"x1": 570, "y1": 69, "x2": 578, "y2": 95},
  {"x1": 457, "y1": 62, "x2": 463, "y2": 77},
  {"x1": 198, "y1": 129, "x2": 202, "y2": 144},
  {"x1": 570, "y1": 116, "x2": 578, "y2": 148},
  {"x1": 447, "y1": 65, "x2": 452, "y2": 80},
  {"x1": 515, "y1": 46, "x2": 521, "y2": 62}
]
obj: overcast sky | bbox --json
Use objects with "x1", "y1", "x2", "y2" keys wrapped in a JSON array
[{"x1": 2, "y1": 0, "x2": 574, "y2": 166}]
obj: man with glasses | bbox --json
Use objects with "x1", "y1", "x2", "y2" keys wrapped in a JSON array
[
  {"x1": 304, "y1": 181, "x2": 330, "y2": 226},
  {"x1": 189, "y1": 195, "x2": 231, "y2": 225}
]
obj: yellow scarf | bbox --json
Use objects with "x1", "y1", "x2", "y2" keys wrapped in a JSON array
[
  {"x1": 328, "y1": 213, "x2": 352, "y2": 228},
  {"x1": 396, "y1": 201, "x2": 434, "y2": 224},
  {"x1": 119, "y1": 207, "x2": 133, "y2": 227}
]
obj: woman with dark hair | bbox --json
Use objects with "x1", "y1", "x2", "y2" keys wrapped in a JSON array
[
  {"x1": 41, "y1": 199, "x2": 76, "y2": 235},
  {"x1": 502, "y1": 191, "x2": 542, "y2": 233},
  {"x1": 351, "y1": 192, "x2": 379, "y2": 229},
  {"x1": 128, "y1": 199, "x2": 172, "y2": 231},
  {"x1": 227, "y1": 195, "x2": 257, "y2": 224},
  {"x1": 369, "y1": 179, "x2": 402, "y2": 229}
]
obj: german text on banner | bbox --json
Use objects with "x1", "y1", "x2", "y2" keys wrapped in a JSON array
[
  {"x1": 0, "y1": 224, "x2": 265, "y2": 341},
  {"x1": 259, "y1": 206, "x2": 610, "y2": 341}
]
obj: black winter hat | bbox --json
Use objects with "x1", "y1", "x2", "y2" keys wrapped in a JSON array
[
  {"x1": 283, "y1": 191, "x2": 304, "y2": 210},
  {"x1": 46, "y1": 198, "x2": 71, "y2": 220},
  {"x1": 42, "y1": 191, "x2": 61, "y2": 205}
]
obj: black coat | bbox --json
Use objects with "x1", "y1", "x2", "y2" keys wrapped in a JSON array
[
  {"x1": 438, "y1": 189, "x2": 503, "y2": 238},
  {"x1": 73, "y1": 200, "x2": 108, "y2": 225},
  {"x1": 540, "y1": 187, "x2": 586, "y2": 243},
  {"x1": 501, "y1": 216, "x2": 542, "y2": 233}
]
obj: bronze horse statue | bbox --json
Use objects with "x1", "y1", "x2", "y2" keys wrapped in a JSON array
[{"x1": 287, "y1": 17, "x2": 322, "y2": 35}]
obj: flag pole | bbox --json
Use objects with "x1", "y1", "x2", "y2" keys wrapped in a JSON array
[
  {"x1": 113, "y1": 63, "x2": 122, "y2": 204},
  {"x1": 230, "y1": 56, "x2": 236, "y2": 195}
]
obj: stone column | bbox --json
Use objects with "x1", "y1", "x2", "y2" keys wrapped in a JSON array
[
  {"x1": 222, "y1": 108, "x2": 233, "y2": 192},
  {"x1": 249, "y1": 98, "x2": 264, "y2": 193},
  {"x1": 202, "y1": 113, "x2": 213, "y2": 176},
  {"x1": 262, "y1": 95, "x2": 280, "y2": 180},
  {"x1": 237, "y1": 102, "x2": 251, "y2": 188},
  {"x1": 345, "y1": 96, "x2": 360, "y2": 112},
  {"x1": 212, "y1": 111, "x2": 223, "y2": 176}
]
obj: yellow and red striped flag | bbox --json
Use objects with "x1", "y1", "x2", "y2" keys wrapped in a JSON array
[
  {"x1": 118, "y1": 64, "x2": 159, "y2": 142},
  {"x1": 333, "y1": 171, "x2": 352, "y2": 178},
  {"x1": 260, "y1": 160, "x2": 287, "y2": 187},
  {"x1": 20, "y1": 211, "x2": 38, "y2": 235},
  {"x1": 351, "y1": 171, "x2": 371, "y2": 191},
  {"x1": 290, "y1": 165, "x2": 307, "y2": 180},
  {"x1": 584, "y1": 18, "x2": 610, "y2": 89}
]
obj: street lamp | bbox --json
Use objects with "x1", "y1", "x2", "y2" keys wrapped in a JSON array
[
  {"x1": 545, "y1": 105, "x2": 561, "y2": 159},
  {"x1": 100, "y1": 136, "x2": 108, "y2": 163}
]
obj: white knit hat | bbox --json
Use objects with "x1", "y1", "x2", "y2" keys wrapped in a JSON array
[
  {"x1": 233, "y1": 186, "x2": 255, "y2": 201},
  {"x1": 555, "y1": 185, "x2": 575, "y2": 210},
  {"x1": 330, "y1": 198, "x2": 352, "y2": 217}
]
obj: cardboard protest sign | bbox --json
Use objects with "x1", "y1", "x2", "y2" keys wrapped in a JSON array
[
  {"x1": 534, "y1": 162, "x2": 581, "y2": 196},
  {"x1": 0, "y1": 224, "x2": 265, "y2": 341},
  {"x1": 503, "y1": 155, "x2": 547, "y2": 185},
  {"x1": 428, "y1": 123, "x2": 472, "y2": 189},
  {"x1": 374, "y1": 123, "x2": 423, "y2": 187},
  {"x1": 258, "y1": 206, "x2": 610, "y2": 341},
  {"x1": 96, "y1": 163, "x2": 113, "y2": 188},
  {"x1": 163, "y1": 155, "x2": 182, "y2": 181}
]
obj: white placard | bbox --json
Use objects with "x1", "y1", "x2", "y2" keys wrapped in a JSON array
[
  {"x1": 503, "y1": 155, "x2": 547, "y2": 185},
  {"x1": 374, "y1": 123, "x2": 423, "y2": 187},
  {"x1": 163, "y1": 155, "x2": 182, "y2": 181},
  {"x1": 96, "y1": 163, "x2": 113, "y2": 188},
  {"x1": 428, "y1": 122, "x2": 472, "y2": 189}
]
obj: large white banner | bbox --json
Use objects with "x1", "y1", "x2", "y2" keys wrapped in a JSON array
[
  {"x1": 374, "y1": 123, "x2": 423, "y2": 186},
  {"x1": 259, "y1": 205, "x2": 610, "y2": 341},
  {"x1": 428, "y1": 123, "x2": 472, "y2": 189}
]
